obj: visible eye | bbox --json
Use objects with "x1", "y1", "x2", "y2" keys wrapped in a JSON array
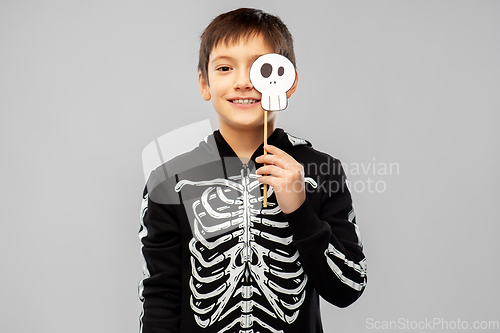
[
  {"x1": 278, "y1": 66, "x2": 284, "y2": 76},
  {"x1": 261, "y1": 63, "x2": 272, "y2": 78},
  {"x1": 217, "y1": 66, "x2": 231, "y2": 72}
]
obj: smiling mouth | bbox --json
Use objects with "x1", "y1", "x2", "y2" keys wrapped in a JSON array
[{"x1": 228, "y1": 99, "x2": 260, "y2": 105}]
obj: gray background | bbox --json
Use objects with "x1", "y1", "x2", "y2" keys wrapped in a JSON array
[{"x1": 1, "y1": 0, "x2": 499, "y2": 332}]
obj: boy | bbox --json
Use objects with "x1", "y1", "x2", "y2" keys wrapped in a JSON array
[{"x1": 139, "y1": 8, "x2": 366, "y2": 333}]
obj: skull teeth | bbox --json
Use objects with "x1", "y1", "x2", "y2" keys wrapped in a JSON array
[{"x1": 231, "y1": 99, "x2": 259, "y2": 104}]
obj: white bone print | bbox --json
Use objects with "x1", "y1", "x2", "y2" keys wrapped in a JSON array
[{"x1": 175, "y1": 164, "x2": 317, "y2": 332}]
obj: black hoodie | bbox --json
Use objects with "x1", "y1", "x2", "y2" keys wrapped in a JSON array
[{"x1": 139, "y1": 128, "x2": 367, "y2": 333}]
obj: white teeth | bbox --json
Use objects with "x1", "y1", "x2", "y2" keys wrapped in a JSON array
[{"x1": 232, "y1": 99, "x2": 257, "y2": 104}]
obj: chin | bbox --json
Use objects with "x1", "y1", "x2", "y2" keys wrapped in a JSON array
[
  {"x1": 233, "y1": 120, "x2": 264, "y2": 130},
  {"x1": 226, "y1": 117, "x2": 265, "y2": 130}
]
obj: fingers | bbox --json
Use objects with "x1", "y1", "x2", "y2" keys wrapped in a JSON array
[
  {"x1": 256, "y1": 165, "x2": 284, "y2": 178},
  {"x1": 263, "y1": 144, "x2": 284, "y2": 155},
  {"x1": 258, "y1": 174, "x2": 305, "y2": 195},
  {"x1": 256, "y1": 154, "x2": 281, "y2": 167},
  {"x1": 257, "y1": 175, "x2": 280, "y2": 188},
  {"x1": 262, "y1": 144, "x2": 292, "y2": 162},
  {"x1": 255, "y1": 145, "x2": 297, "y2": 168}
]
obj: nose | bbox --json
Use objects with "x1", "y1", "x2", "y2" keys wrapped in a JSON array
[{"x1": 233, "y1": 69, "x2": 253, "y2": 90}]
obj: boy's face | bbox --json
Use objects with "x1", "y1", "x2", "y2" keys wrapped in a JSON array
[{"x1": 199, "y1": 34, "x2": 296, "y2": 132}]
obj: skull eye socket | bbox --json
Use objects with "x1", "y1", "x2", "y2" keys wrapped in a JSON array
[
  {"x1": 278, "y1": 66, "x2": 284, "y2": 76},
  {"x1": 261, "y1": 63, "x2": 272, "y2": 78}
]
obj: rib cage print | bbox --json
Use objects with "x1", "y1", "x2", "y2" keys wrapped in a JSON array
[{"x1": 175, "y1": 163, "x2": 317, "y2": 333}]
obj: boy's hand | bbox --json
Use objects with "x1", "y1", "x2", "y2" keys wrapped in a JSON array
[{"x1": 256, "y1": 145, "x2": 306, "y2": 214}]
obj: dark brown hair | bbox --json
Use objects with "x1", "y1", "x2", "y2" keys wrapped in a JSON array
[{"x1": 198, "y1": 8, "x2": 296, "y2": 84}]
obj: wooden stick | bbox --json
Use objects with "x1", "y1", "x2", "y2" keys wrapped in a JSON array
[{"x1": 263, "y1": 110, "x2": 268, "y2": 208}]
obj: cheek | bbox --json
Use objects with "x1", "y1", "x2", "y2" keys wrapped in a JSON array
[{"x1": 210, "y1": 78, "x2": 230, "y2": 97}]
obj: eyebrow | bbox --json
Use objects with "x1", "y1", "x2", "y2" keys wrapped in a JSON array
[
  {"x1": 210, "y1": 56, "x2": 232, "y2": 64},
  {"x1": 210, "y1": 54, "x2": 264, "y2": 65}
]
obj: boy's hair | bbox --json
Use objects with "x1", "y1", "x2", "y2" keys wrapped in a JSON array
[{"x1": 198, "y1": 8, "x2": 296, "y2": 85}]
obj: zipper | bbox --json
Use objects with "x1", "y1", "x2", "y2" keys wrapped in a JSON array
[{"x1": 240, "y1": 163, "x2": 252, "y2": 279}]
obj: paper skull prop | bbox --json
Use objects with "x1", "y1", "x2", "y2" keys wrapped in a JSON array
[{"x1": 250, "y1": 53, "x2": 296, "y2": 111}]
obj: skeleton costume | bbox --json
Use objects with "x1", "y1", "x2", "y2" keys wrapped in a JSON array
[{"x1": 139, "y1": 128, "x2": 367, "y2": 333}]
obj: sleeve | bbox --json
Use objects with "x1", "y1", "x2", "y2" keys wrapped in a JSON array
[
  {"x1": 138, "y1": 173, "x2": 182, "y2": 333},
  {"x1": 282, "y1": 157, "x2": 367, "y2": 308}
]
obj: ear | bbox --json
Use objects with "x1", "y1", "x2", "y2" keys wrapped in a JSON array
[
  {"x1": 198, "y1": 71, "x2": 211, "y2": 101},
  {"x1": 286, "y1": 71, "x2": 299, "y2": 98}
]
